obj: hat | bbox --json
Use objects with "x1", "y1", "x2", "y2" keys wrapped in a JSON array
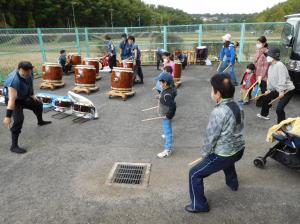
[
  {"x1": 268, "y1": 48, "x2": 280, "y2": 60},
  {"x1": 222, "y1": 33, "x2": 231, "y2": 41},
  {"x1": 155, "y1": 71, "x2": 173, "y2": 84}
]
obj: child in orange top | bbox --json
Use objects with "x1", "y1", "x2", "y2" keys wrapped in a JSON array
[{"x1": 239, "y1": 63, "x2": 256, "y2": 105}]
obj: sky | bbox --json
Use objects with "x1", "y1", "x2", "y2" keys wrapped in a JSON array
[{"x1": 142, "y1": 0, "x2": 287, "y2": 14}]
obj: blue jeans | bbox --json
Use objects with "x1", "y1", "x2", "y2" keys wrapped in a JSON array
[
  {"x1": 189, "y1": 149, "x2": 244, "y2": 211},
  {"x1": 218, "y1": 61, "x2": 237, "y2": 84},
  {"x1": 162, "y1": 119, "x2": 173, "y2": 150}
]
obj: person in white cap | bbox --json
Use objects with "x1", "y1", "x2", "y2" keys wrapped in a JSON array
[{"x1": 218, "y1": 34, "x2": 238, "y2": 86}]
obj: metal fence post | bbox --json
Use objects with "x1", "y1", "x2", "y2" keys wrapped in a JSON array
[
  {"x1": 84, "y1": 27, "x2": 90, "y2": 57},
  {"x1": 198, "y1": 24, "x2": 203, "y2": 47},
  {"x1": 239, "y1": 23, "x2": 245, "y2": 62},
  {"x1": 124, "y1": 27, "x2": 128, "y2": 35},
  {"x1": 163, "y1": 26, "x2": 167, "y2": 50},
  {"x1": 37, "y1": 28, "x2": 47, "y2": 62},
  {"x1": 75, "y1": 27, "x2": 81, "y2": 55}
]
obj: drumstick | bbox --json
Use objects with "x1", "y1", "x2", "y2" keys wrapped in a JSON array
[
  {"x1": 223, "y1": 65, "x2": 231, "y2": 73},
  {"x1": 216, "y1": 62, "x2": 222, "y2": 72},
  {"x1": 268, "y1": 91, "x2": 290, "y2": 105},
  {"x1": 243, "y1": 80, "x2": 258, "y2": 100},
  {"x1": 142, "y1": 116, "x2": 165, "y2": 122},
  {"x1": 142, "y1": 106, "x2": 158, "y2": 112},
  {"x1": 188, "y1": 157, "x2": 203, "y2": 166}
]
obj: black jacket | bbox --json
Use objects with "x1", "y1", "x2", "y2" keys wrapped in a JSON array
[{"x1": 159, "y1": 87, "x2": 176, "y2": 119}]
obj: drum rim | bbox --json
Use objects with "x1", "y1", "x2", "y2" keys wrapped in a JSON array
[
  {"x1": 113, "y1": 67, "x2": 133, "y2": 72},
  {"x1": 83, "y1": 58, "x2": 99, "y2": 61},
  {"x1": 43, "y1": 63, "x2": 62, "y2": 67},
  {"x1": 75, "y1": 65, "x2": 96, "y2": 69},
  {"x1": 196, "y1": 46, "x2": 207, "y2": 49},
  {"x1": 55, "y1": 98, "x2": 72, "y2": 102}
]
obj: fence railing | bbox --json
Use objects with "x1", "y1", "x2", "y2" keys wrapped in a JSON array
[{"x1": 0, "y1": 22, "x2": 287, "y2": 82}]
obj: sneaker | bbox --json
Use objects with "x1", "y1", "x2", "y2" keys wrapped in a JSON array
[
  {"x1": 242, "y1": 101, "x2": 249, "y2": 105},
  {"x1": 257, "y1": 114, "x2": 270, "y2": 120},
  {"x1": 161, "y1": 134, "x2": 166, "y2": 139},
  {"x1": 157, "y1": 150, "x2": 172, "y2": 158}
]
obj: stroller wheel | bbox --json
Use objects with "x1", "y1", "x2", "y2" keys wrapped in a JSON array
[{"x1": 254, "y1": 156, "x2": 266, "y2": 168}]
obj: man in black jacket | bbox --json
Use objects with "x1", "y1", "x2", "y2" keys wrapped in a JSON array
[{"x1": 155, "y1": 71, "x2": 176, "y2": 158}]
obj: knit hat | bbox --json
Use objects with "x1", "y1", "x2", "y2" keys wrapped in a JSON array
[
  {"x1": 155, "y1": 71, "x2": 173, "y2": 84},
  {"x1": 222, "y1": 33, "x2": 231, "y2": 42},
  {"x1": 268, "y1": 48, "x2": 280, "y2": 60}
]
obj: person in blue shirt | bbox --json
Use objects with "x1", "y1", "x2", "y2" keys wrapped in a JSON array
[
  {"x1": 119, "y1": 33, "x2": 131, "y2": 61},
  {"x1": 104, "y1": 35, "x2": 116, "y2": 72},
  {"x1": 175, "y1": 50, "x2": 188, "y2": 70},
  {"x1": 57, "y1": 49, "x2": 72, "y2": 74},
  {"x1": 3, "y1": 61, "x2": 51, "y2": 154},
  {"x1": 128, "y1": 35, "x2": 144, "y2": 84},
  {"x1": 156, "y1": 48, "x2": 167, "y2": 70},
  {"x1": 218, "y1": 34, "x2": 238, "y2": 85}
]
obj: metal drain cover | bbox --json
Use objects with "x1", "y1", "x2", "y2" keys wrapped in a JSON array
[{"x1": 106, "y1": 162, "x2": 151, "y2": 188}]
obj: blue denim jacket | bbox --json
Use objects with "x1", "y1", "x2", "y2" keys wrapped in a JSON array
[{"x1": 201, "y1": 98, "x2": 245, "y2": 157}]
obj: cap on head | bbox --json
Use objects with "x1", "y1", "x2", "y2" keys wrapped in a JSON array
[
  {"x1": 18, "y1": 61, "x2": 34, "y2": 71},
  {"x1": 155, "y1": 71, "x2": 173, "y2": 84},
  {"x1": 222, "y1": 33, "x2": 231, "y2": 42},
  {"x1": 268, "y1": 48, "x2": 280, "y2": 60}
]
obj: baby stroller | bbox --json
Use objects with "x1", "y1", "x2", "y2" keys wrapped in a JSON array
[{"x1": 254, "y1": 120, "x2": 300, "y2": 170}]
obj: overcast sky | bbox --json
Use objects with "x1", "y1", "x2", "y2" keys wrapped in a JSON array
[{"x1": 142, "y1": 0, "x2": 287, "y2": 14}]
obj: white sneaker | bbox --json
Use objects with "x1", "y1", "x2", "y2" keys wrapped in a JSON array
[
  {"x1": 257, "y1": 114, "x2": 270, "y2": 120},
  {"x1": 161, "y1": 134, "x2": 166, "y2": 139},
  {"x1": 157, "y1": 150, "x2": 172, "y2": 158}
]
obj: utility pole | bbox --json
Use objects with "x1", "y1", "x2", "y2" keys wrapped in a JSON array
[
  {"x1": 137, "y1": 13, "x2": 141, "y2": 27},
  {"x1": 71, "y1": 2, "x2": 77, "y2": 27},
  {"x1": 109, "y1": 8, "x2": 114, "y2": 28}
]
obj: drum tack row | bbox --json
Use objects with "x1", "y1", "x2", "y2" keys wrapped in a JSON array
[{"x1": 40, "y1": 54, "x2": 182, "y2": 101}]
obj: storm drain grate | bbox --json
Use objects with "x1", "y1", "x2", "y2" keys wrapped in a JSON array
[{"x1": 106, "y1": 162, "x2": 151, "y2": 188}]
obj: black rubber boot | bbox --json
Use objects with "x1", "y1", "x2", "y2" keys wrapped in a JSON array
[
  {"x1": 38, "y1": 120, "x2": 52, "y2": 126},
  {"x1": 10, "y1": 134, "x2": 26, "y2": 154}
]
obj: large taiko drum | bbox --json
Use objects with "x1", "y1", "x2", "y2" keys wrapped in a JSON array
[
  {"x1": 42, "y1": 63, "x2": 63, "y2": 84},
  {"x1": 196, "y1": 46, "x2": 208, "y2": 64},
  {"x1": 82, "y1": 58, "x2": 100, "y2": 74},
  {"x1": 74, "y1": 65, "x2": 96, "y2": 87},
  {"x1": 174, "y1": 61, "x2": 182, "y2": 82},
  {"x1": 111, "y1": 67, "x2": 134, "y2": 92},
  {"x1": 68, "y1": 53, "x2": 82, "y2": 65}
]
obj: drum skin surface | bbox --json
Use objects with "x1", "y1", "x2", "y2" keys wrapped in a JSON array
[
  {"x1": 74, "y1": 66, "x2": 96, "y2": 86},
  {"x1": 42, "y1": 63, "x2": 63, "y2": 81},
  {"x1": 111, "y1": 68, "x2": 134, "y2": 91}
]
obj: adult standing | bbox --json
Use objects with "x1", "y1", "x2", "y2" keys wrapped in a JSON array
[
  {"x1": 128, "y1": 35, "x2": 144, "y2": 84},
  {"x1": 104, "y1": 35, "x2": 116, "y2": 72},
  {"x1": 253, "y1": 36, "x2": 269, "y2": 107},
  {"x1": 119, "y1": 33, "x2": 131, "y2": 61},
  {"x1": 257, "y1": 48, "x2": 295, "y2": 123},
  {"x1": 218, "y1": 34, "x2": 237, "y2": 85}
]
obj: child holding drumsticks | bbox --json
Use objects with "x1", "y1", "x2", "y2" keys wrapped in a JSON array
[{"x1": 239, "y1": 63, "x2": 256, "y2": 105}]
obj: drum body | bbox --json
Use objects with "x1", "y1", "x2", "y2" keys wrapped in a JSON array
[
  {"x1": 42, "y1": 63, "x2": 63, "y2": 83},
  {"x1": 174, "y1": 62, "x2": 182, "y2": 82},
  {"x1": 196, "y1": 46, "x2": 208, "y2": 61},
  {"x1": 83, "y1": 58, "x2": 100, "y2": 74},
  {"x1": 74, "y1": 65, "x2": 96, "y2": 87},
  {"x1": 111, "y1": 67, "x2": 134, "y2": 92},
  {"x1": 69, "y1": 54, "x2": 82, "y2": 65},
  {"x1": 54, "y1": 98, "x2": 73, "y2": 108},
  {"x1": 73, "y1": 103, "x2": 92, "y2": 114},
  {"x1": 37, "y1": 95, "x2": 52, "y2": 104}
]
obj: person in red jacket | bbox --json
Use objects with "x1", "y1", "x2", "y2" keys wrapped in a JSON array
[{"x1": 239, "y1": 63, "x2": 256, "y2": 105}]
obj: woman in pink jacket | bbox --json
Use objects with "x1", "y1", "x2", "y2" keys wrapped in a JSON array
[{"x1": 253, "y1": 36, "x2": 269, "y2": 107}]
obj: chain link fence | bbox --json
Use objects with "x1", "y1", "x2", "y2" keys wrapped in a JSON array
[{"x1": 0, "y1": 22, "x2": 287, "y2": 83}]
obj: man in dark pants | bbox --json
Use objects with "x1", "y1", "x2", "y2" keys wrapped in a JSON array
[
  {"x1": 186, "y1": 74, "x2": 245, "y2": 213},
  {"x1": 104, "y1": 35, "x2": 116, "y2": 72},
  {"x1": 128, "y1": 35, "x2": 144, "y2": 84},
  {"x1": 257, "y1": 48, "x2": 295, "y2": 123},
  {"x1": 3, "y1": 61, "x2": 51, "y2": 154},
  {"x1": 156, "y1": 48, "x2": 167, "y2": 70}
]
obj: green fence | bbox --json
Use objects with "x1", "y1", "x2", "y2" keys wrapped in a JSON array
[{"x1": 0, "y1": 22, "x2": 287, "y2": 83}]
